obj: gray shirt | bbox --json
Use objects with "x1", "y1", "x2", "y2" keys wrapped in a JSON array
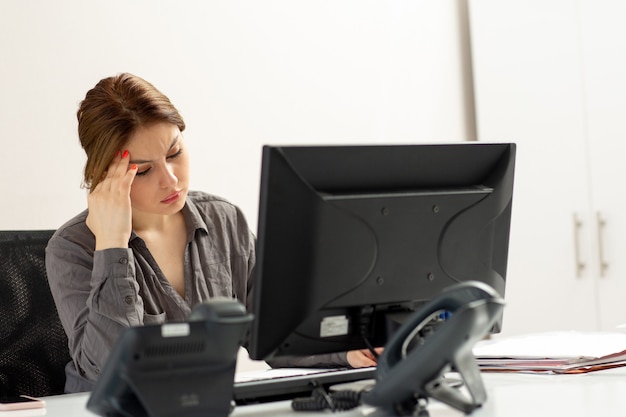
[{"x1": 46, "y1": 191, "x2": 347, "y2": 393}]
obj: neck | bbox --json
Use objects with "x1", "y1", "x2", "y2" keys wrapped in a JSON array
[{"x1": 132, "y1": 210, "x2": 183, "y2": 234}]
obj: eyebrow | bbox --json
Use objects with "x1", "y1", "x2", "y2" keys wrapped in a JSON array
[{"x1": 129, "y1": 135, "x2": 180, "y2": 165}]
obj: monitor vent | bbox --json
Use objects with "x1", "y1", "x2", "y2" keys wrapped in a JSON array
[{"x1": 143, "y1": 341, "x2": 205, "y2": 358}]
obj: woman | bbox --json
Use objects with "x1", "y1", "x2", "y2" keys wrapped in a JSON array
[{"x1": 46, "y1": 73, "x2": 378, "y2": 393}]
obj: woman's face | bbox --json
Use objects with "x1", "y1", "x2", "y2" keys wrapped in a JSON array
[{"x1": 125, "y1": 122, "x2": 190, "y2": 218}]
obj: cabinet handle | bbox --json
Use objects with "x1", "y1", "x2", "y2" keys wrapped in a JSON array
[
  {"x1": 597, "y1": 212, "x2": 609, "y2": 277},
  {"x1": 573, "y1": 213, "x2": 585, "y2": 278}
]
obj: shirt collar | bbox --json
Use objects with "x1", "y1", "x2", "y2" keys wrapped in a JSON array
[
  {"x1": 128, "y1": 195, "x2": 209, "y2": 243},
  {"x1": 182, "y1": 195, "x2": 210, "y2": 239}
]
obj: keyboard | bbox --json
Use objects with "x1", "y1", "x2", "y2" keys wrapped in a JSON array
[{"x1": 233, "y1": 367, "x2": 376, "y2": 404}]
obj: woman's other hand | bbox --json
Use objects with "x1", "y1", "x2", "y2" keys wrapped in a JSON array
[{"x1": 346, "y1": 347, "x2": 384, "y2": 368}]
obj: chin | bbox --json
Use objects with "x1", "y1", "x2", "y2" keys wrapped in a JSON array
[{"x1": 165, "y1": 198, "x2": 186, "y2": 214}]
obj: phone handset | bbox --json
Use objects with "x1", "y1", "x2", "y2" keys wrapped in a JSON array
[{"x1": 362, "y1": 281, "x2": 504, "y2": 415}]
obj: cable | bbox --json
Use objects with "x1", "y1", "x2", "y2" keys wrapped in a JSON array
[
  {"x1": 362, "y1": 335, "x2": 380, "y2": 360},
  {"x1": 359, "y1": 305, "x2": 380, "y2": 360},
  {"x1": 291, "y1": 386, "x2": 362, "y2": 412}
]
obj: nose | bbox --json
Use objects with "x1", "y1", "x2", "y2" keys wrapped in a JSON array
[{"x1": 158, "y1": 162, "x2": 178, "y2": 188}]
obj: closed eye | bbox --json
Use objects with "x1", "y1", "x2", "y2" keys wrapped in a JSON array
[
  {"x1": 136, "y1": 167, "x2": 151, "y2": 176},
  {"x1": 135, "y1": 148, "x2": 183, "y2": 177},
  {"x1": 167, "y1": 148, "x2": 183, "y2": 160}
]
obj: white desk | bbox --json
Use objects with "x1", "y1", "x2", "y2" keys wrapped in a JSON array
[{"x1": 7, "y1": 368, "x2": 626, "y2": 417}]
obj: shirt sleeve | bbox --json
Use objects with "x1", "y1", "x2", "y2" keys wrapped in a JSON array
[
  {"x1": 46, "y1": 234, "x2": 144, "y2": 382},
  {"x1": 265, "y1": 352, "x2": 350, "y2": 369}
]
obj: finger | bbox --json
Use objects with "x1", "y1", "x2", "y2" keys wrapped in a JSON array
[
  {"x1": 351, "y1": 351, "x2": 378, "y2": 367},
  {"x1": 363, "y1": 348, "x2": 380, "y2": 360},
  {"x1": 101, "y1": 151, "x2": 134, "y2": 195},
  {"x1": 361, "y1": 350, "x2": 375, "y2": 360},
  {"x1": 121, "y1": 163, "x2": 138, "y2": 189},
  {"x1": 360, "y1": 356, "x2": 377, "y2": 367},
  {"x1": 102, "y1": 149, "x2": 128, "y2": 178},
  {"x1": 111, "y1": 149, "x2": 131, "y2": 178},
  {"x1": 98, "y1": 151, "x2": 123, "y2": 190}
]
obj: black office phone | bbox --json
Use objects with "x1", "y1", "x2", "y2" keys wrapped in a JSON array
[{"x1": 362, "y1": 281, "x2": 504, "y2": 415}]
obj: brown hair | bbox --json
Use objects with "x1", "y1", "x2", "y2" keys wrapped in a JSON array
[{"x1": 77, "y1": 73, "x2": 186, "y2": 191}]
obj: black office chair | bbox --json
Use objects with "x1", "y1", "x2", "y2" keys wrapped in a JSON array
[{"x1": 0, "y1": 230, "x2": 70, "y2": 398}]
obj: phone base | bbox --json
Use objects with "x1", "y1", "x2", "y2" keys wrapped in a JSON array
[
  {"x1": 362, "y1": 281, "x2": 505, "y2": 415},
  {"x1": 423, "y1": 352, "x2": 486, "y2": 414}
]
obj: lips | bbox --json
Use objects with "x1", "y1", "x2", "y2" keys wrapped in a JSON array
[{"x1": 161, "y1": 191, "x2": 182, "y2": 204}]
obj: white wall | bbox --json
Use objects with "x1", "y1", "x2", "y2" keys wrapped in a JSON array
[{"x1": 0, "y1": 0, "x2": 473, "y2": 232}]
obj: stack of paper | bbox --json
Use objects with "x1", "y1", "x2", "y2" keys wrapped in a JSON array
[{"x1": 472, "y1": 331, "x2": 626, "y2": 374}]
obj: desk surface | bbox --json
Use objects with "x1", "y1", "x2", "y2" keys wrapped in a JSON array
[{"x1": 5, "y1": 368, "x2": 626, "y2": 417}]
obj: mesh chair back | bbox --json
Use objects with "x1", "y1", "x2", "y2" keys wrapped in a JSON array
[{"x1": 0, "y1": 230, "x2": 70, "y2": 397}]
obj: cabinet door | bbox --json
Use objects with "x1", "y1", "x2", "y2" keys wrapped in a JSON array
[
  {"x1": 469, "y1": 0, "x2": 598, "y2": 335},
  {"x1": 579, "y1": 0, "x2": 626, "y2": 330}
]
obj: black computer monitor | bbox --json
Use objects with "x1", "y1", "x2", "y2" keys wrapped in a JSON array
[{"x1": 248, "y1": 142, "x2": 515, "y2": 361}]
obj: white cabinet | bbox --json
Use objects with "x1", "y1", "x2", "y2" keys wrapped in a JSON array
[
  {"x1": 578, "y1": 1, "x2": 626, "y2": 331},
  {"x1": 469, "y1": 0, "x2": 626, "y2": 336}
]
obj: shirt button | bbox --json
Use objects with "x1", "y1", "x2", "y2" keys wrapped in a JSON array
[
  {"x1": 119, "y1": 257, "x2": 129, "y2": 264},
  {"x1": 124, "y1": 295, "x2": 133, "y2": 305}
]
